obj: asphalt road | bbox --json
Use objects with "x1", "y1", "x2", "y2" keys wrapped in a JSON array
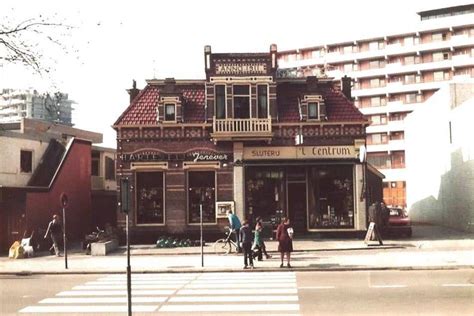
[{"x1": 0, "y1": 270, "x2": 472, "y2": 315}]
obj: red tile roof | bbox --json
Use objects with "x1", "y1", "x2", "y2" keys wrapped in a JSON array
[
  {"x1": 114, "y1": 85, "x2": 206, "y2": 126},
  {"x1": 277, "y1": 84, "x2": 366, "y2": 123},
  {"x1": 115, "y1": 82, "x2": 366, "y2": 126}
]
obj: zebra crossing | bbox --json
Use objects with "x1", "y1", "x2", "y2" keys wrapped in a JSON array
[{"x1": 19, "y1": 272, "x2": 300, "y2": 314}]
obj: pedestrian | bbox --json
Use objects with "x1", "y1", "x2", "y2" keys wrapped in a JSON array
[
  {"x1": 380, "y1": 201, "x2": 390, "y2": 232},
  {"x1": 276, "y1": 217, "x2": 293, "y2": 268},
  {"x1": 227, "y1": 210, "x2": 242, "y2": 253},
  {"x1": 239, "y1": 220, "x2": 254, "y2": 269},
  {"x1": 253, "y1": 217, "x2": 271, "y2": 261},
  {"x1": 366, "y1": 202, "x2": 383, "y2": 245},
  {"x1": 44, "y1": 214, "x2": 62, "y2": 256}
]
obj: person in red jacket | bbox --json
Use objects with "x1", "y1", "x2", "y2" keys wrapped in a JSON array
[{"x1": 276, "y1": 217, "x2": 293, "y2": 268}]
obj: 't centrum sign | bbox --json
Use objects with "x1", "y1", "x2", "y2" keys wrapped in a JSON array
[{"x1": 243, "y1": 146, "x2": 357, "y2": 160}]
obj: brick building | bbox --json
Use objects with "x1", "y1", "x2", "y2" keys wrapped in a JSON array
[
  {"x1": 113, "y1": 45, "x2": 383, "y2": 241},
  {"x1": 0, "y1": 119, "x2": 116, "y2": 252}
]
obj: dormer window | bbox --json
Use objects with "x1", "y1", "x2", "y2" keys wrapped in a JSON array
[
  {"x1": 165, "y1": 104, "x2": 176, "y2": 121},
  {"x1": 302, "y1": 95, "x2": 325, "y2": 121},
  {"x1": 308, "y1": 102, "x2": 319, "y2": 120},
  {"x1": 157, "y1": 96, "x2": 181, "y2": 123}
]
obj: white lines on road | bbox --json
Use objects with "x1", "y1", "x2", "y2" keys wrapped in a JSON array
[
  {"x1": 159, "y1": 303, "x2": 300, "y2": 312},
  {"x1": 169, "y1": 295, "x2": 299, "y2": 302},
  {"x1": 370, "y1": 285, "x2": 407, "y2": 288},
  {"x1": 40, "y1": 297, "x2": 168, "y2": 304},
  {"x1": 20, "y1": 272, "x2": 301, "y2": 314},
  {"x1": 19, "y1": 305, "x2": 158, "y2": 313},
  {"x1": 73, "y1": 284, "x2": 181, "y2": 290},
  {"x1": 177, "y1": 288, "x2": 298, "y2": 295},
  {"x1": 184, "y1": 282, "x2": 296, "y2": 288},
  {"x1": 441, "y1": 283, "x2": 474, "y2": 287},
  {"x1": 56, "y1": 289, "x2": 175, "y2": 296},
  {"x1": 298, "y1": 286, "x2": 336, "y2": 289}
]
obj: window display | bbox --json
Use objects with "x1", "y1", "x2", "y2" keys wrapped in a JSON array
[
  {"x1": 136, "y1": 172, "x2": 164, "y2": 224},
  {"x1": 308, "y1": 166, "x2": 354, "y2": 229},
  {"x1": 245, "y1": 167, "x2": 285, "y2": 224},
  {"x1": 188, "y1": 171, "x2": 216, "y2": 223}
]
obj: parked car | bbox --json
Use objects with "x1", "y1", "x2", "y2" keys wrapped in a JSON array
[{"x1": 387, "y1": 207, "x2": 412, "y2": 237}]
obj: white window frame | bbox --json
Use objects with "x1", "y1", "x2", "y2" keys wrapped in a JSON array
[
  {"x1": 307, "y1": 102, "x2": 320, "y2": 120},
  {"x1": 164, "y1": 103, "x2": 176, "y2": 122},
  {"x1": 186, "y1": 169, "x2": 217, "y2": 225},
  {"x1": 232, "y1": 84, "x2": 251, "y2": 118}
]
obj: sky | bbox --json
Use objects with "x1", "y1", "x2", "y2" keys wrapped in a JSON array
[{"x1": 0, "y1": 0, "x2": 469, "y2": 148}]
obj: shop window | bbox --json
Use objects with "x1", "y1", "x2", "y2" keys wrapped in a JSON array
[
  {"x1": 245, "y1": 168, "x2": 285, "y2": 222},
  {"x1": 91, "y1": 151, "x2": 100, "y2": 176},
  {"x1": 137, "y1": 172, "x2": 164, "y2": 224},
  {"x1": 20, "y1": 150, "x2": 32, "y2": 173},
  {"x1": 105, "y1": 156, "x2": 115, "y2": 180},
  {"x1": 164, "y1": 104, "x2": 176, "y2": 121},
  {"x1": 233, "y1": 85, "x2": 250, "y2": 118},
  {"x1": 188, "y1": 171, "x2": 216, "y2": 224},
  {"x1": 308, "y1": 102, "x2": 319, "y2": 120},
  {"x1": 257, "y1": 84, "x2": 268, "y2": 118},
  {"x1": 308, "y1": 165, "x2": 354, "y2": 229},
  {"x1": 215, "y1": 85, "x2": 226, "y2": 119}
]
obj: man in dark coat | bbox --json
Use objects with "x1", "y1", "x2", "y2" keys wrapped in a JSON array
[{"x1": 44, "y1": 214, "x2": 62, "y2": 256}]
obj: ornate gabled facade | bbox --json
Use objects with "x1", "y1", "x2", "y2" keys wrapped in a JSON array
[{"x1": 113, "y1": 45, "x2": 383, "y2": 240}]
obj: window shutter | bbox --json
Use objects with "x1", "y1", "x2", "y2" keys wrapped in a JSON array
[{"x1": 319, "y1": 102, "x2": 327, "y2": 120}]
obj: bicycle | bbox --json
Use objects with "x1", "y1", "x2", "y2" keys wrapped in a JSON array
[{"x1": 213, "y1": 227, "x2": 239, "y2": 255}]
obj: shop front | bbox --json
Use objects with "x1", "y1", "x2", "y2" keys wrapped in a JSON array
[{"x1": 242, "y1": 145, "x2": 366, "y2": 233}]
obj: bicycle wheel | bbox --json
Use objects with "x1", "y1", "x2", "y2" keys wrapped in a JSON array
[{"x1": 213, "y1": 239, "x2": 232, "y2": 255}]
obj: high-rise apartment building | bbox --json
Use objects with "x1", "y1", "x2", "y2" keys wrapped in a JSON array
[
  {"x1": 0, "y1": 89, "x2": 73, "y2": 126},
  {"x1": 277, "y1": 4, "x2": 474, "y2": 207}
]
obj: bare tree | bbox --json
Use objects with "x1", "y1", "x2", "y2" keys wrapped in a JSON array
[{"x1": 0, "y1": 15, "x2": 74, "y2": 75}]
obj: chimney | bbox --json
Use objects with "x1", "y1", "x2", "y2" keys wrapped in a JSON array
[
  {"x1": 127, "y1": 79, "x2": 140, "y2": 103},
  {"x1": 204, "y1": 45, "x2": 212, "y2": 73},
  {"x1": 306, "y1": 76, "x2": 319, "y2": 92},
  {"x1": 270, "y1": 43, "x2": 278, "y2": 69},
  {"x1": 163, "y1": 77, "x2": 176, "y2": 94},
  {"x1": 341, "y1": 75, "x2": 352, "y2": 100}
]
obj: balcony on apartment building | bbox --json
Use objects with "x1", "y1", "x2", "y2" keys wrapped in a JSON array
[
  {"x1": 278, "y1": 27, "x2": 474, "y2": 70},
  {"x1": 211, "y1": 116, "x2": 273, "y2": 141},
  {"x1": 353, "y1": 77, "x2": 459, "y2": 97}
]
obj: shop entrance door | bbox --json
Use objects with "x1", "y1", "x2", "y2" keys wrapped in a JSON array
[{"x1": 288, "y1": 182, "x2": 307, "y2": 234}]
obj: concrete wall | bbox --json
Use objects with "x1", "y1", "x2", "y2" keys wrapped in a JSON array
[
  {"x1": 405, "y1": 83, "x2": 474, "y2": 232},
  {"x1": 0, "y1": 136, "x2": 49, "y2": 187}
]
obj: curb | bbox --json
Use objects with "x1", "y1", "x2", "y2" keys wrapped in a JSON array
[{"x1": 2, "y1": 265, "x2": 473, "y2": 276}]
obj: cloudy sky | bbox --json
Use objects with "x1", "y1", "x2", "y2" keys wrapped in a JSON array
[{"x1": 0, "y1": 0, "x2": 468, "y2": 147}]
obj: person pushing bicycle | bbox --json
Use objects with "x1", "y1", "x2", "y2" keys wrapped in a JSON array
[{"x1": 227, "y1": 210, "x2": 241, "y2": 253}]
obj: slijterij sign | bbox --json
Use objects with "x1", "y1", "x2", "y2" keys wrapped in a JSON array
[
  {"x1": 215, "y1": 63, "x2": 267, "y2": 75},
  {"x1": 243, "y1": 146, "x2": 357, "y2": 160}
]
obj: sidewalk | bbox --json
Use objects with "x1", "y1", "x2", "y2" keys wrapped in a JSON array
[{"x1": 1, "y1": 224, "x2": 473, "y2": 274}]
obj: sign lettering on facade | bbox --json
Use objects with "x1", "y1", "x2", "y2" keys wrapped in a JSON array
[
  {"x1": 215, "y1": 63, "x2": 267, "y2": 75},
  {"x1": 243, "y1": 146, "x2": 357, "y2": 160},
  {"x1": 120, "y1": 150, "x2": 231, "y2": 162}
]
